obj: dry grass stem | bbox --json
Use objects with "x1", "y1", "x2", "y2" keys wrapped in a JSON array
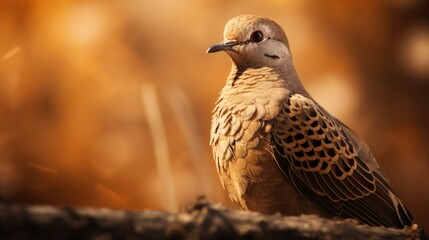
[{"x1": 141, "y1": 83, "x2": 178, "y2": 212}]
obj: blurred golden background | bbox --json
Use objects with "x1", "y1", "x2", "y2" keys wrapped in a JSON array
[{"x1": 1, "y1": 0, "x2": 428, "y2": 227}]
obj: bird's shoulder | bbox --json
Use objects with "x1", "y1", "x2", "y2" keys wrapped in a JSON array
[{"x1": 272, "y1": 93, "x2": 377, "y2": 199}]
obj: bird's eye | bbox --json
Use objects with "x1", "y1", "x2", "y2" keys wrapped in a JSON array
[{"x1": 250, "y1": 31, "x2": 264, "y2": 43}]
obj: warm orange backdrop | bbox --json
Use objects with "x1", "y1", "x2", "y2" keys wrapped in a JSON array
[{"x1": 1, "y1": 0, "x2": 428, "y2": 227}]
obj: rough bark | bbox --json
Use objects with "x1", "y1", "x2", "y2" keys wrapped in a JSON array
[{"x1": 0, "y1": 198, "x2": 425, "y2": 240}]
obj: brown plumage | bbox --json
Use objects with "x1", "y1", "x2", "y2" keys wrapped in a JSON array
[{"x1": 208, "y1": 15, "x2": 413, "y2": 228}]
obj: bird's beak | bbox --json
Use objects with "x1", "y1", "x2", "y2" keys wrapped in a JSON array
[{"x1": 207, "y1": 40, "x2": 238, "y2": 53}]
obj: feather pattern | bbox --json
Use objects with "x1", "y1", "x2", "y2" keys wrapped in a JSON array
[{"x1": 271, "y1": 93, "x2": 413, "y2": 228}]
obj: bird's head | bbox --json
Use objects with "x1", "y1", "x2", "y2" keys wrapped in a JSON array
[{"x1": 207, "y1": 15, "x2": 292, "y2": 69}]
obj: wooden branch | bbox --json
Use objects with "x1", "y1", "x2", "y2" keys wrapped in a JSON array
[{"x1": 0, "y1": 198, "x2": 425, "y2": 240}]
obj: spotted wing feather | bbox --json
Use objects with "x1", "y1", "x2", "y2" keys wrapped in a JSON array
[{"x1": 272, "y1": 94, "x2": 413, "y2": 228}]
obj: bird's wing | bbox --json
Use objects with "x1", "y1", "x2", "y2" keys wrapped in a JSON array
[{"x1": 271, "y1": 93, "x2": 413, "y2": 228}]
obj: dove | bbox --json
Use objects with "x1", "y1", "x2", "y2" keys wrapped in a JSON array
[{"x1": 208, "y1": 14, "x2": 413, "y2": 228}]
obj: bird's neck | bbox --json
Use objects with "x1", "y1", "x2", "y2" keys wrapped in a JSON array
[
  {"x1": 226, "y1": 65, "x2": 281, "y2": 87},
  {"x1": 225, "y1": 64, "x2": 310, "y2": 98}
]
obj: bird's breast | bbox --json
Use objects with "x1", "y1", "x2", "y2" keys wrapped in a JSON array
[{"x1": 210, "y1": 77, "x2": 296, "y2": 211}]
